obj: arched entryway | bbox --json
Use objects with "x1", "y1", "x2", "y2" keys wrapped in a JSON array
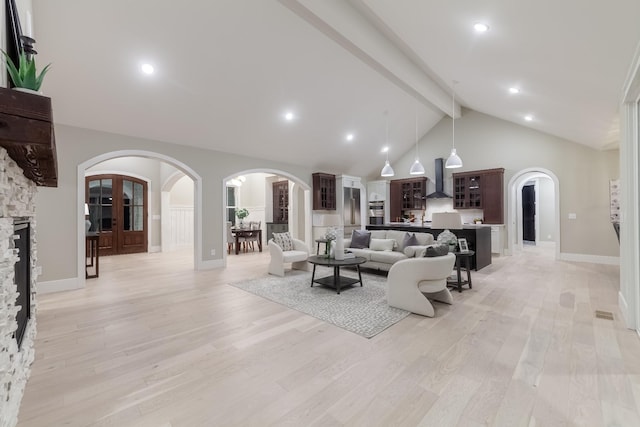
[
  {"x1": 77, "y1": 150, "x2": 202, "y2": 285},
  {"x1": 506, "y1": 168, "x2": 560, "y2": 259},
  {"x1": 221, "y1": 169, "x2": 311, "y2": 266}
]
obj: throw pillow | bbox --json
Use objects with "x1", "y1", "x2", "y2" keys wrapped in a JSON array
[
  {"x1": 349, "y1": 230, "x2": 371, "y2": 249},
  {"x1": 272, "y1": 231, "x2": 294, "y2": 251},
  {"x1": 424, "y1": 244, "x2": 450, "y2": 257},
  {"x1": 400, "y1": 232, "x2": 419, "y2": 251},
  {"x1": 369, "y1": 238, "x2": 395, "y2": 251}
]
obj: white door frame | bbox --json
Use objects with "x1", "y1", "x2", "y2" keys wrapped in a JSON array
[{"x1": 506, "y1": 168, "x2": 560, "y2": 259}]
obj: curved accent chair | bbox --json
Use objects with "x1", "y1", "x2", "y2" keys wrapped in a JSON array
[
  {"x1": 268, "y1": 238, "x2": 310, "y2": 277},
  {"x1": 387, "y1": 252, "x2": 456, "y2": 317}
]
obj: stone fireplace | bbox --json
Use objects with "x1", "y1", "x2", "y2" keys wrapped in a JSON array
[{"x1": 0, "y1": 148, "x2": 38, "y2": 427}]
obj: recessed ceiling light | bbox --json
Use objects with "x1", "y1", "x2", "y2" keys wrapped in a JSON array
[
  {"x1": 509, "y1": 87, "x2": 520, "y2": 94},
  {"x1": 284, "y1": 112, "x2": 294, "y2": 121},
  {"x1": 381, "y1": 146, "x2": 389, "y2": 153},
  {"x1": 141, "y1": 63, "x2": 154, "y2": 75},
  {"x1": 346, "y1": 133, "x2": 354, "y2": 141},
  {"x1": 474, "y1": 23, "x2": 490, "y2": 32},
  {"x1": 524, "y1": 115, "x2": 534, "y2": 122}
]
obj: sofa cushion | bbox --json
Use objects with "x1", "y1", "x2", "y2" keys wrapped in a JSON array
[
  {"x1": 370, "y1": 250, "x2": 407, "y2": 264},
  {"x1": 424, "y1": 244, "x2": 450, "y2": 257},
  {"x1": 346, "y1": 248, "x2": 372, "y2": 261},
  {"x1": 414, "y1": 232, "x2": 435, "y2": 246},
  {"x1": 403, "y1": 245, "x2": 429, "y2": 257},
  {"x1": 400, "y1": 232, "x2": 419, "y2": 251},
  {"x1": 369, "y1": 238, "x2": 395, "y2": 251},
  {"x1": 350, "y1": 230, "x2": 371, "y2": 248},
  {"x1": 272, "y1": 232, "x2": 293, "y2": 251},
  {"x1": 369, "y1": 230, "x2": 388, "y2": 239}
]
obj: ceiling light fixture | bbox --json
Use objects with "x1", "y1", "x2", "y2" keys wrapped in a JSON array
[
  {"x1": 445, "y1": 81, "x2": 463, "y2": 169},
  {"x1": 380, "y1": 111, "x2": 395, "y2": 177},
  {"x1": 141, "y1": 63, "x2": 154, "y2": 75},
  {"x1": 284, "y1": 111, "x2": 294, "y2": 121},
  {"x1": 509, "y1": 87, "x2": 520, "y2": 94},
  {"x1": 524, "y1": 115, "x2": 534, "y2": 122},
  {"x1": 474, "y1": 23, "x2": 490, "y2": 32},
  {"x1": 346, "y1": 133, "x2": 354, "y2": 141},
  {"x1": 409, "y1": 109, "x2": 425, "y2": 175}
]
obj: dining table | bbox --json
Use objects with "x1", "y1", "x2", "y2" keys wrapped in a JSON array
[{"x1": 231, "y1": 228, "x2": 262, "y2": 255}]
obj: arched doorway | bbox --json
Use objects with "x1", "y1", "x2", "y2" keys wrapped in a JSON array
[
  {"x1": 77, "y1": 151, "x2": 202, "y2": 285},
  {"x1": 221, "y1": 169, "x2": 311, "y2": 266},
  {"x1": 506, "y1": 168, "x2": 560, "y2": 259}
]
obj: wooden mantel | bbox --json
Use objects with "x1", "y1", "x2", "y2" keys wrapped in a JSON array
[{"x1": 0, "y1": 87, "x2": 57, "y2": 187}]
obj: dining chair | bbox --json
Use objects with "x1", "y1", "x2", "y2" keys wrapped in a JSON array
[
  {"x1": 241, "y1": 221, "x2": 261, "y2": 252},
  {"x1": 226, "y1": 221, "x2": 235, "y2": 254}
]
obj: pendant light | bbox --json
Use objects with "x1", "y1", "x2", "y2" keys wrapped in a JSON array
[
  {"x1": 409, "y1": 109, "x2": 425, "y2": 175},
  {"x1": 380, "y1": 111, "x2": 395, "y2": 177},
  {"x1": 445, "y1": 81, "x2": 463, "y2": 169}
]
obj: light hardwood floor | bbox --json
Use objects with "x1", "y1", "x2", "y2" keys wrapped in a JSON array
[{"x1": 17, "y1": 244, "x2": 640, "y2": 426}]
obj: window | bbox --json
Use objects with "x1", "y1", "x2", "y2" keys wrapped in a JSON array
[{"x1": 227, "y1": 186, "x2": 238, "y2": 226}]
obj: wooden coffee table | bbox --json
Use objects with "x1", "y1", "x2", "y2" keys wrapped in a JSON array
[{"x1": 307, "y1": 255, "x2": 367, "y2": 294}]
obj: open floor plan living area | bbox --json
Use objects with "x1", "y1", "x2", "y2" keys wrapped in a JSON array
[{"x1": 2, "y1": 1, "x2": 640, "y2": 426}]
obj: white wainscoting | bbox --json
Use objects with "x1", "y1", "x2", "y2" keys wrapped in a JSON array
[{"x1": 166, "y1": 206, "x2": 194, "y2": 251}]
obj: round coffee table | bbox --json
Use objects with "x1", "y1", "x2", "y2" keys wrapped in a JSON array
[{"x1": 307, "y1": 255, "x2": 367, "y2": 294}]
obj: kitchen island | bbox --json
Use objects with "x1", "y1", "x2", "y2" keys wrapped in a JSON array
[{"x1": 366, "y1": 223, "x2": 492, "y2": 270}]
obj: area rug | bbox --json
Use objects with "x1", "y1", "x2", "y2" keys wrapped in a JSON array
[{"x1": 228, "y1": 268, "x2": 410, "y2": 338}]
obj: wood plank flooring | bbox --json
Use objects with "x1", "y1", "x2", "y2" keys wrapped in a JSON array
[{"x1": 16, "y1": 244, "x2": 640, "y2": 426}]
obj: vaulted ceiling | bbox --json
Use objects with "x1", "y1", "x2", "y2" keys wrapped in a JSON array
[{"x1": 31, "y1": 0, "x2": 640, "y2": 177}]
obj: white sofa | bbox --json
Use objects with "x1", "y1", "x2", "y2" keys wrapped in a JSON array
[
  {"x1": 387, "y1": 253, "x2": 456, "y2": 317},
  {"x1": 344, "y1": 229, "x2": 435, "y2": 271}
]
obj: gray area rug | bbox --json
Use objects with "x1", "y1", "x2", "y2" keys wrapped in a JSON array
[{"x1": 228, "y1": 268, "x2": 410, "y2": 338}]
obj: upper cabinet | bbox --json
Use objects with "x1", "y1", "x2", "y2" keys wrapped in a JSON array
[
  {"x1": 312, "y1": 172, "x2": 336, "y2": 210},
  {"x1": 272, "y1": 180, "x2": 289, "y2": 223},
  {"x1": 452, "y1": 168, "x2": 504, "y2": 224},
  {"x1": 389, "y1": 177, "x2": 426, "y2": 220}
]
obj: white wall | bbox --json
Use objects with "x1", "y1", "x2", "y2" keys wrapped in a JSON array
[
  {"x1": 170, "y1": 175, "x2": 194, "y2": 206},
  {"x1": 538, "y1": 177, "x2": 555, "y2": 242},
  {"x1": 34, "y1": 124, "x2": 312, "y2": 283},
  {"x1": 619, "y1": 43, "x2": 640, "y2": 331},
  {"x1": 378, "y1": 109, "x2": 620, "y2": 258}
]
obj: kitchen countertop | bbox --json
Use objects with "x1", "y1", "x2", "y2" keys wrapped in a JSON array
[{"x1": 385, "y1": 222, "x2": 504, "y2": 229}]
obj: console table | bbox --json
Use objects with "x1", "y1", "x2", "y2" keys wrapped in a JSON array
[{"x1": 86, "y1": 233, "x2": 100, "y2": 278}]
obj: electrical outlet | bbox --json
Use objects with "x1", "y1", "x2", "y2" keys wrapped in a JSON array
[
  {"x1": 568, "y1": 213, "x2": 577, "y2": 220},
  {"x1": 211, "y1": 249, "x2": 216, "y2": 256},
  {"x1": 36, "y1": 266, "x2": 42, "y2": 275}
]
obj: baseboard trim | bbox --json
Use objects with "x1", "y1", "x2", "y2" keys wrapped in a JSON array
[
  {"x1": 559, "y1": 252, "x2": 620, "y2": 265},
  {"x1": 197, "y1": 259, "x2": 225, "y2": 270},
  {"x1": 37, "y1": 277, "x2": 82, "y2": 294}
]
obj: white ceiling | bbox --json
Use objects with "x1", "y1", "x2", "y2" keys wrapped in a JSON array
[{"x1": 31, "y1": 0, "x2": 640, "y2": 177}]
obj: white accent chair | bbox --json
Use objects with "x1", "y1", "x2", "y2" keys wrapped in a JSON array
[
  {"x1": 387, "y1": 252, "x2": 456, "y2": 317},
  {"x1": 268, "y1": 238, "x2": 310, "y2": 276}
]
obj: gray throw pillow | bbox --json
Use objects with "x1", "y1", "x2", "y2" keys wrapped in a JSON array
[
  {"x1": 349, "y1": 230, "x2": 371, "y2": 249},
  {"x1": 424, "y1": 244, "x2": 450, "y2": 257},
  {"x1": 401, "y1": 232, "x2": 419, "y2": 251}
]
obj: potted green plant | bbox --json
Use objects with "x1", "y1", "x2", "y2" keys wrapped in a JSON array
[
  {"x1": 2, "y1": 50, "x2": 51, "y2": 94},
  {"x1": 235, "y1": 208, "x2": 249, "y2": 228}
]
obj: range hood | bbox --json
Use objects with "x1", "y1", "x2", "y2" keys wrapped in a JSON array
[{"x1": 426, "y1": 158, "x2": 451, "y2": 199}]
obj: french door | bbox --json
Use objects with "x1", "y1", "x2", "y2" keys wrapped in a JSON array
[{"x1": 86, "y1": 174, "x2": 148, "y2": 256}]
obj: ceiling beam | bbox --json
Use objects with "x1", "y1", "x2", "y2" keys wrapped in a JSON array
[{"x1": 278, "y1": 0, "x2": 461, "y2": 119}]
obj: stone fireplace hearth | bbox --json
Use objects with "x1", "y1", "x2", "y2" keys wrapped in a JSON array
[{"x1": 0, "y1": 148, "x2": 38, "y2": 427}]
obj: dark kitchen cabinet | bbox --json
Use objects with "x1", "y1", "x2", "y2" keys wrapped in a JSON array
[
  {"x1": 272, "y1": 180, "x2": 288, "y2": 223},
  {"x1": 312, "y1": 173, "x2": 336, "y2": 210},
  {"x1": 452, "y1": 168, "x2": 504, "y2": 224},
  {"x1": 390, "y1": 177, "x2": 426, "y2": 221}
]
